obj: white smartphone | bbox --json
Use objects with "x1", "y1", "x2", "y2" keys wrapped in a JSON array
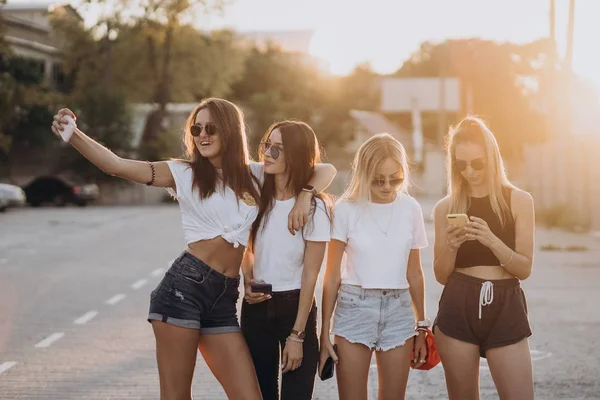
[
  {"x1": 59, "y1": 115, "x2": 76, "y2": 143},
  {"x1": 446, "y1": 213, "x2": 469, "y2": 228}
]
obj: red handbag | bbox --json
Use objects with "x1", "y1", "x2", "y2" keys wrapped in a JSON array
[{"x1": 411, "y1": 328, "x2": 441, "y2": 370}]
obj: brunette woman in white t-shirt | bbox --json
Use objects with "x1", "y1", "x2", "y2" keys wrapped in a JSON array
[
  {"x1": 319, "y1": 133, "x2": 429, "y2": 400},
  {"x1": 240, "y1": 121, "x2": 332, "y2": 400},
  {"x1": 50, "y1": 100, "x2": 336, "y2": 400}
]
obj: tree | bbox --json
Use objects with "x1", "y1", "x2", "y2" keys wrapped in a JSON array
[
  {"x1": 229, "y1": 44, "x2": 364, "y2": 153},
  {"x1": 115, "y1": 0, "x2": 226, "y2": 158},
  {"x1": 395, "y1": 38, "x2": 552, "y2": 159},
  {"x1": 53, "y1": 4, "x2": 246, "y2": 160}
]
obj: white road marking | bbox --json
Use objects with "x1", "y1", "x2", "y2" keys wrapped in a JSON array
[
  {"x1": 74, "y1": 311, "x2": 98, "y2": 325},
  {"x1": 151, "y1": 268, "x2": 165, "y2": 277},
  {"x1": 131, "y1": 279, "x2": 148, "y2": 290},
  {"x1": 35, "y1": 332, "x2": 65, "y2": 348},
  {"x1": 0, "y1": 361, "x2": 17, "y2": 375},
  {"x1": 105, "y1": 294, "x2": 126, "y2": 305}
]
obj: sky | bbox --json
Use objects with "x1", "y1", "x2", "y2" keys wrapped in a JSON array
[
  {"x1": 8, "y1": 0, "x2": 600, "y2": 91},
  {"x1": 197, "y1": 0, "x2": 599, "y2": 91}
]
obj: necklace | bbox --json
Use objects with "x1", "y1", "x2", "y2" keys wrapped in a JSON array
[{"x1": 368, "y1": 199, "x2": 395, "y2": 236}]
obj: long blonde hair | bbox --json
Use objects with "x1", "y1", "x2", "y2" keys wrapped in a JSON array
[
  {"x1": 446, "y1": 116, "x2": 514, "y2": 226},
  {"x1": 340, "y1": 133, "x2": 410, "y2": 203}
]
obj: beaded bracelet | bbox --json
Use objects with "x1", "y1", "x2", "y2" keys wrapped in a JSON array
[{"x1": 286, "y1": 335, "x2": 304, "y2": 343}]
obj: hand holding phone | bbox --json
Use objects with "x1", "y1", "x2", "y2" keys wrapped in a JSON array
[
  {"x1": 319, "y1": 344, "x2": 338, "y2": 381},
  {"x1": 250, "y1": 282, "x2": 272, "y2": 295},
  {"x1": 244, "y1": 280, "x2": 272, "y2": 304},
  {"x1": 446, "y1": 213, "x2": 470, "y2": 249},
  {"x1": 59, "y1": 115, "x2": 77, "y2": 143}
]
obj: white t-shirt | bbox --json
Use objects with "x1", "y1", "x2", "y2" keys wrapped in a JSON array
[
  {"x1": 253, "y1": 197, "x2": 331, "y2": 292},
  {"x1": 332, "y1": 194, "x2": 428, "y2": 289},
  {"x1": 167, "y1": 161, "x2": 263, "y2": 248}
]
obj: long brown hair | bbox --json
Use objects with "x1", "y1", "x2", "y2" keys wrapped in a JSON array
[
  {"x1": 446, "y1": 116, "x2": 514, "y2": 226},
  {"x1": 182, "y1": 98, "x2": 260, "y2": 202},
  {"x1": 249, "y1": 120, "x2": 331, "y2": 251}
]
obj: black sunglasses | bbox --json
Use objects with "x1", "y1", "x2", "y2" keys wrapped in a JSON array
[
  {"x1": 454, "y1": 158, "x2": 486, "y2": 172},
  {"x1": 372, "y1": 177, "x2": 404, "y2": 188},
  {"x1": 260, "y1": 141, "x2": 283, "y2": 160},
  {"x1": 190, "y1": 122, "x2": 218, "y2": 137}
]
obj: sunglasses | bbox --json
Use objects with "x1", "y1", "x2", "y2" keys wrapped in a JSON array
[
  {"x1": 454, "y1": 158, "x2": 486, "y2": 172},
  {"x1": 372, "y1": 177, "x2": 404, "y2": 188},
  {"x1": 260, "y1": 141, "x2": 284, "y2": 160},
  {"x1": 190, "y1": 122, "x2": 218, "y2": 137}
]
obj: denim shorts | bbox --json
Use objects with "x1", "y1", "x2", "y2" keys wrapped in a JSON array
[
  {"x1": 332, "y1": 284, "x2": 417, "y2": 351},
  {"x1": 147, "y1": 251, "x2": 241, "y2": 334}
]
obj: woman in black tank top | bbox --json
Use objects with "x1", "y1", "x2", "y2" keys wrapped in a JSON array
[{"x1": 432, "y1": 117, "x2": 535, "y2": 400}]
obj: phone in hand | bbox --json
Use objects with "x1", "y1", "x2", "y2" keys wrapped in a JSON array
[
  {"x1": 320, "y1": 344, "x2": 338, "y2": 381},
  {"x1": 250, "y1": 282, "x2": 272, "y2": 295},
  {"x1": 446, "y1": 213, "x2": 469, "y2": 228}
]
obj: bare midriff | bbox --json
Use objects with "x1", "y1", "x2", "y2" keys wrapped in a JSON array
[
  {"x1": 186, "y1": 236, "x2": 245, "y2": 278},
  {"x1": 457, "y1": 265, "x2": 516, "y2": 280}
]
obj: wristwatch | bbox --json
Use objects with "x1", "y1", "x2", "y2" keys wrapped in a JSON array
[
  {"x1": 291, "y1": 329, "x2": 305, "y2": 339},
  {"x1": 416, "y1": 319, "x2": 431, "y2": 328},
  {"x1": 302, "y1": 184, "x2": 317, "y2": 196}
]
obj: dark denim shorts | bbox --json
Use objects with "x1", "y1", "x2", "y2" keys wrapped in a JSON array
[{"x1": 147, "y1": 251, "x2": 241, "y2": 334}]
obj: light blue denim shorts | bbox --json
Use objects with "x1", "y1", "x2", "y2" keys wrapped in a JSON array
[{"x1": 332, "y1": 284, "x2": 417, "y2": 351}]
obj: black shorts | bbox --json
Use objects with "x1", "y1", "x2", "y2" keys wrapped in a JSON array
[
  {"x1": 434, "y1": 271, "x2": 532, "y2": 358},
  {"x1": 148, "y1": 252, "x2": 241, "y2": 334}
]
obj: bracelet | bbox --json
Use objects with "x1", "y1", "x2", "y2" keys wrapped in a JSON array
[
  {"x1": 286, "y1": 335, "x2": 304, "y2": 343},
  {"x1": 146, "y1": 161, "x2": 156, "y2": 186},
  {"x1": 500, "y1": 250, "x2": 514, "y2": 267},
  {"x1": 415, "y1": 327, "x2": 429, "y2": 333}
]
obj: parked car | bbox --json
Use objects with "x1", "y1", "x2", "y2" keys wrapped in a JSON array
[
  {"x1": 23, "y1": 176, "x2": 99, "y2": 207},
  {"x1": 0, "y1": 183, "x2": 27, "y2": 211}
]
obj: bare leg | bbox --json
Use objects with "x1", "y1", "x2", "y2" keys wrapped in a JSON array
[
  {"x1": 434, "y1": 327, "x2": 481, "y2": 400},
  {"x1": 152, "y1": 321, "x2": 201, "y2": 400},
  {"x1": 198, "y1": 332, "x2": 263, "y2": 400},
  {"x1": 486, "y1": 338, "x2": 534, "y2": 400},
  {"x1": 334, "y1": 336, "x2": 373, "y2": 400},
  {"x1": 374, "y1": 338, "x2": 414, "y2": 400}
]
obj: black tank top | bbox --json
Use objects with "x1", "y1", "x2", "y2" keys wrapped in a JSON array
[{"x1": 454, "y1": 188, "x2": 516, "y2": 268}]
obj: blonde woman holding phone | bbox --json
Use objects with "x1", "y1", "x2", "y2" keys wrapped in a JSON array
[{"x1": 432, "y1": 117, "x2": 535, "y2": 400}]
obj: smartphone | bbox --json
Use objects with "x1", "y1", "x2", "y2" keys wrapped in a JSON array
[
  {"x1": 319, "y1": 344, "x2": 338, "y2": 381},
  {"x1": 250, "y1": 282, "x2": 272, "y2": 295},
  {"x1": 446, "y1": 213, "x2": 469, "y2": 228}
]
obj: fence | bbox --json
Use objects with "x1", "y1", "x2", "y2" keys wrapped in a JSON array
[{"x1": 521, "y1": 137, "x2": 600, "y2": 231}]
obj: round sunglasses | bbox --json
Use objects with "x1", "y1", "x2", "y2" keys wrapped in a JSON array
[
  {"x1": 454, "y1": 158, "x2": 486, "y2": 172},
  {"x1": 190, "y1": 122, "x2": 218, "y2": 137},
  {"x1": 260, "y1": 141, "x2": 283, "y2": 160},
  {"x1": 371, "y1": 177, "x2": 404, "y2": 188}
]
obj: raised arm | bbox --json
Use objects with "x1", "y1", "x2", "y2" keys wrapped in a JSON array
[
  {"x1": 51, "y1": 109, "x2": 175, "y2": 188},
  {"x1": 288, "y1": 163, "x2": 337, "y2": 233},
  {"x1": 309, "y1": 163, "x2": 337, "y2": 194}
]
